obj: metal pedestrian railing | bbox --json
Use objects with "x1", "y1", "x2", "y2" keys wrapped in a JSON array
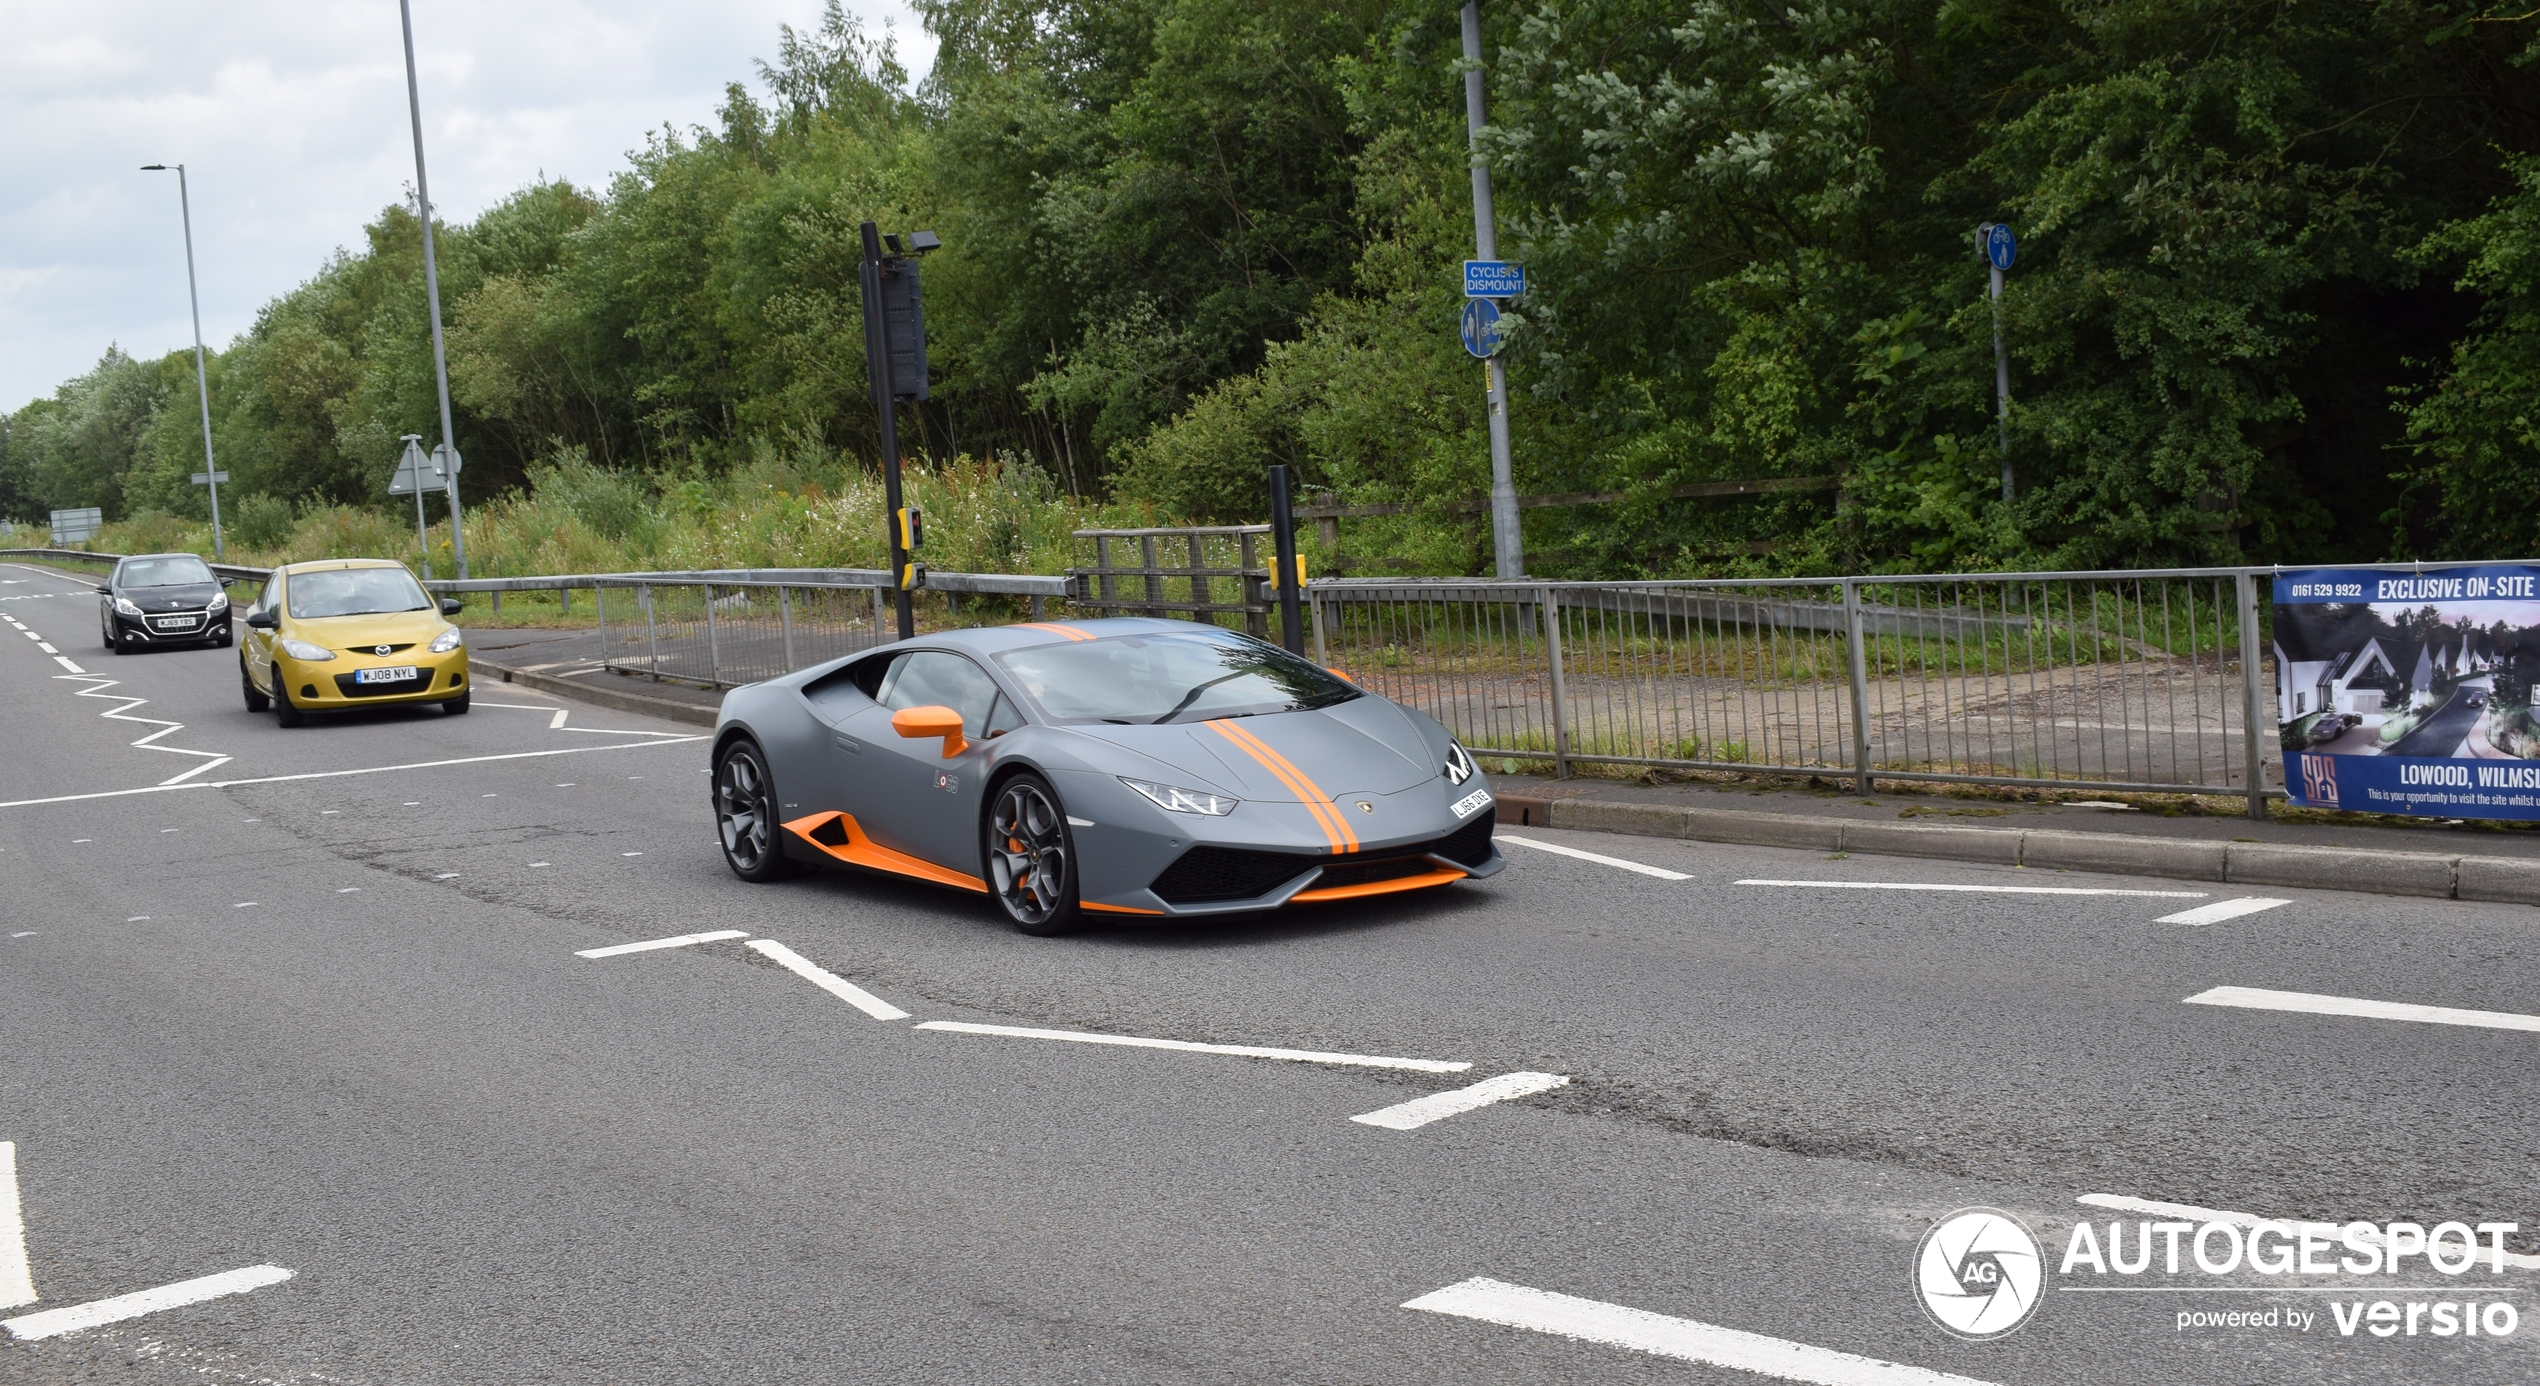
[{"x1": 1305, "y1": 569, "x2": 2283, "y2": 817}]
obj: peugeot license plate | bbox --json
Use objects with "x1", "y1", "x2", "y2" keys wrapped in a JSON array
[{"x1": 356, "y1": 666, "x2": 419, "y2": 684}]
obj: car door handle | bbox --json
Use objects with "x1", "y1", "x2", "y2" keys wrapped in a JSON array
[{"x1": 833, "y1": 735, "x2": 861, "y2": 754}]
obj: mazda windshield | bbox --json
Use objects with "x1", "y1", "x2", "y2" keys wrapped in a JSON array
[
  {"x1": 287, "y1": 568, "x2": 433, "y2": 619},
  {"x1": 995, "y1": 631, "x2": 1358, "y2": 724}
]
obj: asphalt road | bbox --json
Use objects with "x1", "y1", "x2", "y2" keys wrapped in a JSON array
[
  {"x1": 2386, "y1": 686, "x2": 2484, "y2": 758},
  {"x1": 4, "y1": 559, "x2": 2537, "y2": 1384}
]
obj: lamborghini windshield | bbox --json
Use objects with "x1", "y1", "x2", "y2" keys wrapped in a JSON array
[
  {"x1": 996, "y1": 631, "x2": 1358, "y2": 725},
  {"x1": 287, "y1": 568, "x2": 433, "y2": 619}
]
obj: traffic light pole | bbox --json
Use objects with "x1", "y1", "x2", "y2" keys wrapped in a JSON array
[{"x1": 861, "y1": 221, "x2": 916, "y2": 642}]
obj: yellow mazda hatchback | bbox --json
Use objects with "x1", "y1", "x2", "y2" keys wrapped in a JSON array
[{"x1": 238, "y1": 559, "x2": 470, "y2": 726}]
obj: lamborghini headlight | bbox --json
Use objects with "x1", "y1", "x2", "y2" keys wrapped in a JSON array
[
  {"x1": 1120, "y1": 777, "x2": 1238, "y2": 816},
  {"x1": 113, "y1": 597, "x2": 144, "y2": 617},
  {"x1": 1443, "y1": 739, "x2": 1477, "y2": 785},
  {"x1": 429, "y1": 627, "x2": 463, "y2": 654},
  {"x1": 280, "y1": 638, "x2": 336, "y2": 661}
]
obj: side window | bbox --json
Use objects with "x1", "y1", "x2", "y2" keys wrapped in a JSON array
[
  {"x1": 257, "y1": 575, "x2": 281, "y2": 614},
  {"x1": 875, "y1": 651, "x2": 1002, "y2": 740},
  {"x1": 984, "y1": 693, "x2": 1025, "y2": 738}
]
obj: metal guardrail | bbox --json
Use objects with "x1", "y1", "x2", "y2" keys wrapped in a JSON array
[{"x1": 0, "y1": 547, "x2": 268, "y2": 586}]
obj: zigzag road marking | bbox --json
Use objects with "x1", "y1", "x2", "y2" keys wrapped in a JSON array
[{"x1": 52, "y1": 674, "x2": 232, "y2": 784}]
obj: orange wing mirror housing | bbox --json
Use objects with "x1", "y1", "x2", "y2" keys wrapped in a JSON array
[{"x1": 890, "y1": 705, "x2": 968, "y2": 758}]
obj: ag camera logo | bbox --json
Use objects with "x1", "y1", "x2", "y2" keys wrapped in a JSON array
[{"x1": 1915, "y1": 1207, "x2": 2044, "y2": 1340}]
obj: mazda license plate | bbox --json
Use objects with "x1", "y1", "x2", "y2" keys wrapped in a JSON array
[{"x1": 356, "y1": 666, "x2": 419, "y2": 684}]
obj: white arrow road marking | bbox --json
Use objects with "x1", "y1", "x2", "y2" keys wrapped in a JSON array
[
  {"x1": 747, "y1": 940, "x2": 910, "y2": 1020},
  {"x1": 0, "y1": 1142, "x2": 34, "y2": 1310},
  {"x1": 55, "y1": 674, "x2": 231, "y2": 784},
  {"x1": 1403, "y1": 1278, "x2": 1998, "y2": 1385},
  {"x1": 2156, "y1": 897, "x2": 2291, "y2": 925},
  {"x1": 3, "y1": 1265, "x2": 294, "y2": 1341},
  {"x1": 1352, "y1": 1072, "x2": 1569, "y2": 1130},
  {"x1": 917, "y1": 1020, "x2": 1469, "y2": 1073}
]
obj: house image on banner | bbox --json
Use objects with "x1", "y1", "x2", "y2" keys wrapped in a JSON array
[{"x1": 2274, "y1": 633, "x2": 2405, "y2": 725}]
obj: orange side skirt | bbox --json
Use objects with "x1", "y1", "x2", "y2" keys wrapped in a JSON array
[
  {"x1": 1081, "y1": 901, "x2": 1167, "y2": 916},
  {"x1": 1288, "y1": 866, "x2": 1468, "y2": 904},
  {"x1": 783, "y1": 810, "x2": 988, "y2": 893}
]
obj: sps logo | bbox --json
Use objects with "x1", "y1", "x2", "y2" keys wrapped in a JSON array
[
  {"x1": 2300, "y1": 753, "x2": 2339, "y2": 807},
  {"x1": 1914, "y1": 1208, "x2": 2043, "y2": 1340}
]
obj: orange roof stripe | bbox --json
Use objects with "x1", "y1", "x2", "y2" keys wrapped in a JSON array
[
  {"x1": 1013, "y1": 621, "x2": 1094, "y2": 642},
  {"x1": 1206, "y1": 719, "x2": 1358, "y2": 853}
]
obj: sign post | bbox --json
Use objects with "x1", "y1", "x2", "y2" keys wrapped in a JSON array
[
  {"x1": 1977, "y1": 222, "x2": 2016, "y2": 501},
  {"x1": 49, "y1": 508, "x2": 103, "y2": 546},
  {"x1": 1461, "y1": 2, "x2": 1524, "y2": 581},
  {"x1": 389, "y1": 434, "x2": 446, "y2": 579}
]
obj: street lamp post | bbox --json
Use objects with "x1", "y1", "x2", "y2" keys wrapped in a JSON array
[
  {"x1": 397, "y1": 0, "x2": 467, "y2": 579},
  {"x1": 140, "y1": 163, "x2": 224, "y2": 561}
]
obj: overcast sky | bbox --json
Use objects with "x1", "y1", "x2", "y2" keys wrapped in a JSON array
[{"x1": 0, "y1": 0, "x2": 934, "y2": 413}]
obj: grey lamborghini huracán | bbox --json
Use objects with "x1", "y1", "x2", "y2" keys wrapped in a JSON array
[{"x1": 708, "y1": 617, "x2": 1504, "y2": 933}]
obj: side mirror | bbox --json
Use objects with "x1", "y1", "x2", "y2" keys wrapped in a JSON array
[
  {"x1": 439, "y1": 598, "x2": 463, "y2": 615},
  {"x1": 94, "y1": 584, "x2": 110, "y2": 595},
  {"x1": 245, "y1": 610, "x2": 278, "y2": 630},
  {"x1": 890, "y1": 705, "x2": 967, "y2": 758},
  {"x1": 219, "y1": 577, "x2": 235, "y2": 588}
]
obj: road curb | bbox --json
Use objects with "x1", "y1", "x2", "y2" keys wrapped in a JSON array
[
  {"x1": 1537, "y1": 794, "x2": 2540, "y2": 905},
  {"x1": 475, "y1": 657, "x2": 719, "y2": 728}
]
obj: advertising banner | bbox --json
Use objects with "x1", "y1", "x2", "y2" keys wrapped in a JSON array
[{"x1": 2275, "y1": 566, "x2": 2540, "y2": 818}]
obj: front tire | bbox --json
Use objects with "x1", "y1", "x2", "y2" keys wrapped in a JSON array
[
  {"x1": 112, "y1": 624, "x2": 133, "y2": 655},
  {"x1": 274, "y1": 680, "x2": 306, "y2": 728},
  {"x1": 441, "y1": 690, "x2": 470, "y2": 714},
  {"x1": 714, "y1": 741, "x2": 796, "y2": 882},
  {"x1": 240, "y1": 660, "x2": 269, "y2": 713},
  {"x1": 986, "y1": 773, "x2": 1081, "y2": 936}
]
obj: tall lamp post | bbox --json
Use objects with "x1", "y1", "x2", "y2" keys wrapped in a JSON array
[
  {"x1": 397, "y1": 0, "x2": 468, "y2": 578},
  {"x1": 139, "y1": 163, "x2": 225, "y2": 561},
  {"x1": 1461, "y1": 1, "x2": 1523, "y2": 580}
]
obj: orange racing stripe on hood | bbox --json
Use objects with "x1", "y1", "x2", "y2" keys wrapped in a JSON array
[{"x1": 1204, "y1": 718, "x2": 1358, "y2": 854}]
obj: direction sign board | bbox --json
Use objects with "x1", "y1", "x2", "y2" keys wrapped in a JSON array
[
  {"x1": 1984, "y1": 223, "x2": 2016, "y2": 271},
  {"x1": 1460, "y1": 298, "x2": 1505, "y2": 359},
  {"x1": 389, "y1": 439, "x2": 446, "y2": 496},
  {"x1": 1463, "y1": 260, "x2": 1525, "y2": 299},
  {"x1": 191, "y1": 471, "x2": 230, "y2": 486},
  {"x1": 49, "y1": 508, "x2": 102, "y2": 545}
]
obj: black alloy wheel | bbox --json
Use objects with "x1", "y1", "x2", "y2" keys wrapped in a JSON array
[
  {"x1": 985, "y1": 773, "x2": 1080, "y2": 936},
  {"x1": 274, "y1": 679, "x2": 307, "y2": 728},
  {"x1": 715, "y1": 742, "x2": 794, "y2": 882},
  {"x1": 240, "y1": 659, "x2": 268, "y2": 713}
]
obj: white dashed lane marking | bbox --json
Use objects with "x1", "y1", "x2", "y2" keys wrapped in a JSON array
[
  {"x1": 1402, "y1": 1278, "x2": 1996, "y2": 1386},
  {"x1": 1496, "y1": 834, "x2": 1690, "y2": 880},
  {"x1": 1739, "y1": 879, "x2": 2204, "y2": 898},
  {"x1": 577, "y1": 929, "x2": 749, "y2": 959},
  {"x1": 747, "y1": 940, "x2": 910, "y2": 1021},
  {"x1": 0, "y1": 1142, "x2": 33, "y2": 1310},
  {"x1": 2156, "y1": 897, "x2": 2291, "y2": 925},
  {"x1": 1352, "y1": 1072, "x2": 1569, "y2": 1131},
  {"x1": 916, "y1": 1020, "x2": 1467, "y2": 1074},
  {"x1": 2185, "y1": 985, "x2": 2540, "y2": 1035},
  {"x1": 3, "y1": 1265, "x2": 295, "y2": 1342}
]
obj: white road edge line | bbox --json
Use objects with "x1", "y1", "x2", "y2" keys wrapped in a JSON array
[
  {"x1": 1401, "y1": 1277, "x2": 1997, "y2": 1386},
  {"x1": 2076, "y1": 1194, "x2": 2540, "y2": 1272},
  {"x1": 3, "y1": 1265, "x2": 293, "y2": 1341},
  {"x1": 2155, "y1": 897, "x2": 2291, "y2": 926},
  {"x1": 746, "y1": 940, "x2": 910, "y2": 1021},
  {"x1": 916, "y1": 1020, "x2": 1470, "y2": 1073},
  {"x1": 1353, "y1": 1072, "x2": 1569, "y2": 1130},
  {"x1": 0, "y1": 737, "x2": 708, "y2": 811},
  {"x1": 1497, "y1": 835, "x2": 1690, "y2": 880},
  {"x1": 1738, "y1": 879, "x2": 2205, "y2": 898},
  {"x1": 0, "y1": 1142, "x2": 34, "y2": 1310},
  {"x1": 577, "y1": 929, "x2": 749, "y2": 959},
  {"x1": 2184, "y1": 984, "x2": 2540, "y2": 1034}
]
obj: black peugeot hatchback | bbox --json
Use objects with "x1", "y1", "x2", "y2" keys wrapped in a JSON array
[{"x1": 97, "y1": 552, "x2": 235, "y2": 653}]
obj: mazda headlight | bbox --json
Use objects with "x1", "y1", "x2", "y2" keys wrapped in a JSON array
[
  {"x1": 1120, "y1": 777, "x2": 1238, "y2": 816},
  {"x1": 1443, "y1": 740, "x2": 1477, "y2": 785},
  {"x1": 207, "y1": 592, "x2": 230, "y2": 611},
  {"x1": 429, "y1": 627, "x2": 463, "y2": 654},
  {"x1": 113, "y1": 597, "x2": 143, "y2": 617},
  {"x1": 280, "y1": 638, "x2": 336, "y2": 661}
]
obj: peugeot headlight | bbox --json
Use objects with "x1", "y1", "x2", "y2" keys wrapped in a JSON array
[
  {"x1": 429, "y1": 627, "x2": 463, "y2": 654},
  {"x1": 1443, "y1": 740, "x2": 1477, "y2": 785},
  {"x1": 280, "y1": 638, "x2": 336, "y2": 662},
  {"x1": 113, "y1": 597, "x2": 143, "y2": 617},
  {"x1": 1120, "y1": 777, "x2": 1238, "y2": 816},
  {"x1": 207, "y1": 592, "x2": 230, "y2": 611}
]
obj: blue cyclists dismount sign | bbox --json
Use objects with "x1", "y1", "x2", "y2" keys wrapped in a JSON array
[
  {"x1": 1463, "y1": 260, "x2": 1525, "y2": 298},
  {"x1": 1985, "y1": 224, "x2": 2016, "y2": 271},
  {"x1": 1460, "y1": 298, "x2": 1505, "y2": 358}
]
